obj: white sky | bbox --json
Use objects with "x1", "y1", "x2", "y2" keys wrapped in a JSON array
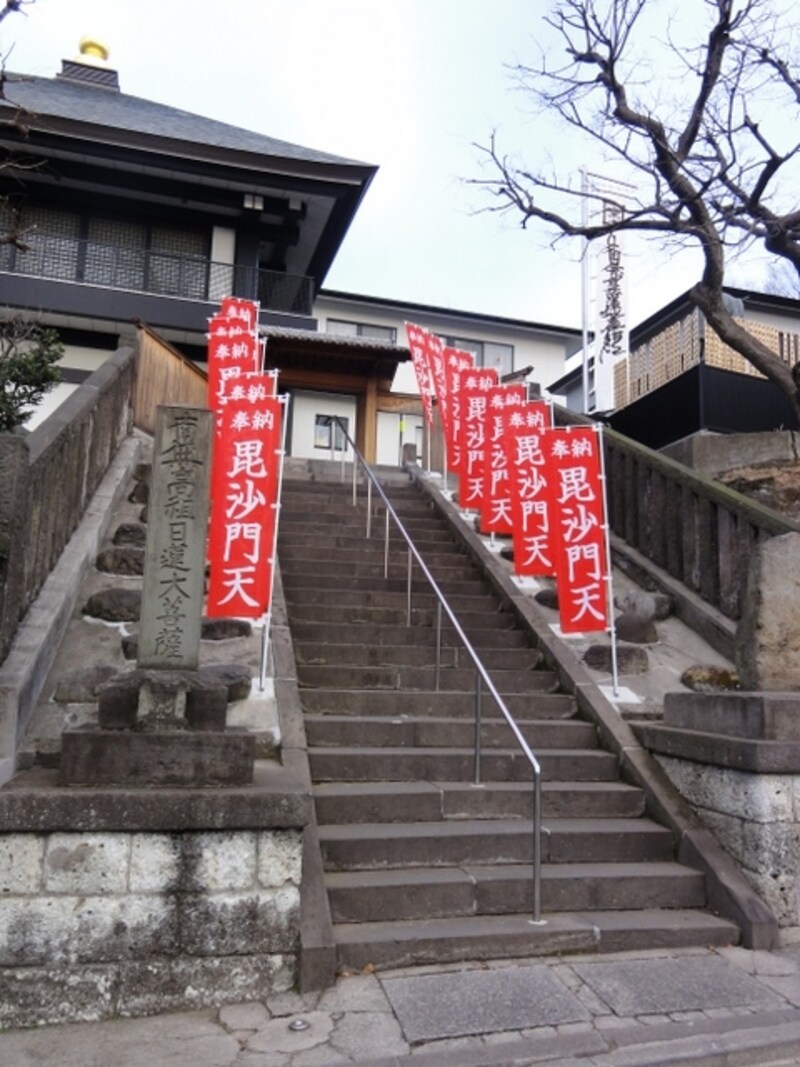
[{"x1": 1, "y1": 0, "x2": 774, "y2": 330}]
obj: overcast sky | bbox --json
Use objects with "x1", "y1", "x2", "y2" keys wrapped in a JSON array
[{"x1": 1, "y1": 0, "x2": 773, "y2": 330}]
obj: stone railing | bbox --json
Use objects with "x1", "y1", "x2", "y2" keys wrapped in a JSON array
[
  {"x1": 0, "y1": 347, "x2": 136, "y2": 666},
  {"x1": 555, "y1": 406, "x2": 800, "y2": 624}
]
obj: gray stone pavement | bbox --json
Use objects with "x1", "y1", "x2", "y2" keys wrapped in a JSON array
[{"x1": 2, "y1": 944, "x2": 799, "y2": 1066}]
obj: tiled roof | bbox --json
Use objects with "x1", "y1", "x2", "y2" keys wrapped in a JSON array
[{"x1": 2, "y1": 71, "x2": 371, "y2": 169}]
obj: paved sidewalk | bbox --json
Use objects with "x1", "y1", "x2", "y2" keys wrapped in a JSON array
[{"x1": 2, "y1": 944, "x2": 799, "y2": 1067}]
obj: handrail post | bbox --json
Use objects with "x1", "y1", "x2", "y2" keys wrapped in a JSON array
[
  {"x1": 384, "y1": 508, "x2": 390, "y2": 579},
  {"x1": 352, "y1": 448, "x2": 358, "y2": 506},
  {"x1": 366, "y1": 479, "x2": 372, "y2": 538},
  {"x1": 406, "y1": 546, "x2": 413, "y2": 626},
  {"x1": 473, "y1": 671, "x2": 482, "y2": 786},
  {"x1": 435, "y1": 601, "x2": 442, "y2": 692},
  {"x1": 533, "y1": 769, "x2": 542, "y2": 923}
]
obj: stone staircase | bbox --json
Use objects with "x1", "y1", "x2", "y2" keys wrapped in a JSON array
[{"x1": 277, "y1": 471, "x2": 740, "y2": 972}]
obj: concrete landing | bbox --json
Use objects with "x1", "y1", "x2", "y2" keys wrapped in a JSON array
[{"x1": 1, "y1": 944, "x2": 798, "y2": 1066}]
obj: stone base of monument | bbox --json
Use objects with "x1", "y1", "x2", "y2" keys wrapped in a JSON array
[{"x1": 59, "y1": 725, "x2": 256, "y2": 786}]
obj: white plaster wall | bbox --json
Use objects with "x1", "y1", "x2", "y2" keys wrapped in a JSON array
[
  {"x1": 290, "y1": 390, "x2": 357, "y2": 460},
  {"x1": 376, "y1": 411, "x2": 422, "y2": 466}
]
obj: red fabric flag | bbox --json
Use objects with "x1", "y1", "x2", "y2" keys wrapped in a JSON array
[
  {"x1": 207, "y1": 316, "x2": 260, "y2": 414},
  {"x1": 443, "y1": 347, "x2": 474, "y2": 474},
  {"x1": 480, "y1": 385, "x2": 527, "y2": 534},
  {"x1": 546, "y1": 426, "x2": 609, "y2": 634},
  {"x1": 456, "y1": 368, "x2": 499, "y2": 510},
  {"x1": 405, "y1": 322, "x2": 435, "y2": 427},
  {"x1": 502, "y1": 401, "x2": 556, "y2": 577},
  {"x1": 206, "y1": 393, "x2": 282, "y2": 618}
]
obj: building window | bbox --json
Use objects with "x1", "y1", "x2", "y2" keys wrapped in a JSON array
[
  {"x1": 441, "y1": 335, "x2": 514, "y2": 377},
  {"x1": 327, "y1": 319, "x2": 397, "y2": 343},
  {"x1": 314, "y1": 414, "x2": 349, "y2": 450}
]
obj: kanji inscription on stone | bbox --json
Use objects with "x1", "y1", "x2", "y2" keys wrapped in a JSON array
[{"x1": 138, "y1": 405, "x2": 212, "y2": 670}]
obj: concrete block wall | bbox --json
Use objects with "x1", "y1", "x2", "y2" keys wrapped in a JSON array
[
  {"x1": 654, "y1": 757, "x2": 800, "y2": 938},
  {"x1": 0, "y1": 827, "x2": 302, "y2": 1027}
]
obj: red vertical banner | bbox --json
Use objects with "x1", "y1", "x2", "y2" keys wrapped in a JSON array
[
  {"x1": 503, "y1": 402, "x2": 556, "y2": 577},
  {"x1": 206, "y1": 394, "x2": 282, "y2": 618},
  {"x1": 207, "y1": 315, "x2": 260, "y2": 414},
  {"x1": 443, "y1": 347, "x2": 474, "y2": 476},
  {"x1": 457, "y1": 368, "x2": 499, "y2": 511},
  {"x1": 405, "y1": 322, "x2": 435, "y2": 427},
  {"x1": 546, "y1": 426, "x2": 609, "y2": 634},
  {"x1": 480, "y1": 384, "x2": 527, "y2": 534}
]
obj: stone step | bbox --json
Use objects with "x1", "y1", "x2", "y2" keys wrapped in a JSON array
[
  {"x1": 279, "y1": 514, "x2": 452, "y2": 537},
  {"x1": 283, "y1": 575, "x2": 496, "y2": 599},
  {"x1": 279, "y1": 545, "x2": 470, "y2": 568},
  {"x1": 293, "y1": 642, "x2": 542, "y2": 671},
  {"x1": 284, "y1": 603, "x2": 519, "y2": 631},
  {"x1": 296, "y1": 664, "x2": 559, "y2": 692},
  {"x1": 285, "y1": 584, "x2": 501, "y2": 610},
  {"x1": 331, "y1": 910, "x2": 739, "y2": 972},
  {"x1": 308, "y1": 746, "x2": 619, "y2": 783},
  {"x1": 318, "y1": 818, "x2": 675, "y2": 869},
  {"x1": 299, "y1": 688, "x2": 578, "y2": 719},
  {"x1": 312, "y1": 780, "x2": 646, "y2": 824},
  {"x1": 304, "y1": 714, "x2": 597, "y2": 751},
  {"x1": 325, "y1": 861, "x2": 708, "y2": 922},
  {"x1": 286, "y1": 620, "x2": 536, "y2": 650}
]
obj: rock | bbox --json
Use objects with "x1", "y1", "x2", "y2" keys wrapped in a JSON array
[
  {"x1": 96, "y1": 546, "x2": 145, "y2": 575},
  {"x1": 201, "y1": 617, "x2": 253, "y2": 641},
  {"x1": 139, "y1": 505, "x2": 149, "y2": 523},
  {"x1": 83, "y1": 587, "x2": 142, "y2": 622},
  {"x1": 133, "y1": 462, "x2": 152, "y2": 484},
  {"x1": 499, "y1": 545, "x2": 514, "y2": 563},
  {"x1": 97, "y1": 668, "x2": 229, "y2": 731},
  {"x1": 53, "y1": 665, "x2": 119, "y2": 703},
  {"x1": 584, "y1": 643, "x2": 649, "y2": 674},
  {"x1": 681, "y1": 665, "x2": 741, "y2": 693},
  {"x1": 736, "y1": 531, "x2": 800, "y2": 689},
  {"x1": 121, "y1": 633, "x2": 138, "y2": 660},
  {"x1": 535, "y1": 587, "x2": 559, "y2": 610},
  {"x1": 112, "y1": 522, "x2": 147, "y2": 547},
  {"x1": 199, "y1": 663, "x2": 253, "y2": 702},
  {"x1": 614, "y1": 591, "x2": 658, "y2": 644},
  {"x1": 128, "y1": 480, "x2": 149, "y2": 504},
  {"x1": 652, "y1": 593, "x2": 675, "y2": 621}
]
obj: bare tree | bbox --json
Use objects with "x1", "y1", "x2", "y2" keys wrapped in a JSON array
[
  {"x1": 472, "y1": 0, "x2": 800, "y2": 416},
  {"x1": 0, "y1": 0, "x2": 39, "y2": 250}
]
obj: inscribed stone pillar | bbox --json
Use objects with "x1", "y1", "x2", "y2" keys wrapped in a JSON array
[{"x1": 137, "y1": 406, "x2": 212, "y2": 670}]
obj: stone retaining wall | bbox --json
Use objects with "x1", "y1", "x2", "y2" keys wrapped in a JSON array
[
  {"x1": 0, "y1": 827, "x2": 301, "y2": 1027},
  {"x1": 654, "y1": 757, "x2": 800, "y2": 939}
]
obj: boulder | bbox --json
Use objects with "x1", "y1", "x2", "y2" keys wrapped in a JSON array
[
  {"x1": 614, "y1": 591, "x2": 658, "y2": 644},
  {"x1": 83, "y1": 587, "x2": 142, "y2": 622},
  {"x1": 584, "y1": 642, "x2": 649, "y2": 674}
]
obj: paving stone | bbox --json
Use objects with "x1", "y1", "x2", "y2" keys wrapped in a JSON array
[
  {"x1": 329, "y1": 1010, "x2": 408, "y2": 1059},
  {"x1": 382, "y1": 964, "x2": 590, "y2": 1044},
  {"x1": 218, "y1": 1001, "x2": 271, "y2": 1031},
  {"x1": 572, "y1": 956, "x2": 786, "y2": 1016},
  {"x1": 246, "y1": 1011, "x2": 334, "y2": 1054},
  {"x1": 320, "y1": 974, "x2": 392, "y2": 1012}
]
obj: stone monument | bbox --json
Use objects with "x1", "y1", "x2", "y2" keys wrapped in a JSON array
[{"x1": 60, "y1": 405, "x2": 255, "y2": 786}]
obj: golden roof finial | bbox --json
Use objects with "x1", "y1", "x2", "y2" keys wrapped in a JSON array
[{"x1": 77, "y1": 36, "x2": 110, "y2": 66}]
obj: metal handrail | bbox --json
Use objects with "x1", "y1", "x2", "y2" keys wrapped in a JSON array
[{"x1": 330, "y1": 420, "x2": 545, "y2": 924}]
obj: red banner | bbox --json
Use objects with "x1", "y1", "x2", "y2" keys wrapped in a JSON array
[
  {"x1": 405, "y1": 322, "x2": 435, "y2": 427},
  {"x1": 503, "y1": 402, "x2": 556, "y2": 577},
  {"x1": 456, "y1": 368, "x2": 499, "y2": 510},
  {"x1": 443, "y1": 347, "x2": 474, "y2": 474},
  {"x1": 546, "y1": 426, "x2": 609, "y2": 634},
  {"x1": 480, "y1": 385, "x2": 527, "y2": 534},
  {"x1": 207, "y1": 315, "x2": 261, "y2": 414},
  {"x1": 206, "y1": 393, "x2": 282, "y2": 618}
]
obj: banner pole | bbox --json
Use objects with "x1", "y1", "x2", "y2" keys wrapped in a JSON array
[
  {"x1": 259, "y1": 392, "x2": 289, "y2": 692},
  {"x1": 597, "y1": 424, "x2": 620, "y2": 697}
]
